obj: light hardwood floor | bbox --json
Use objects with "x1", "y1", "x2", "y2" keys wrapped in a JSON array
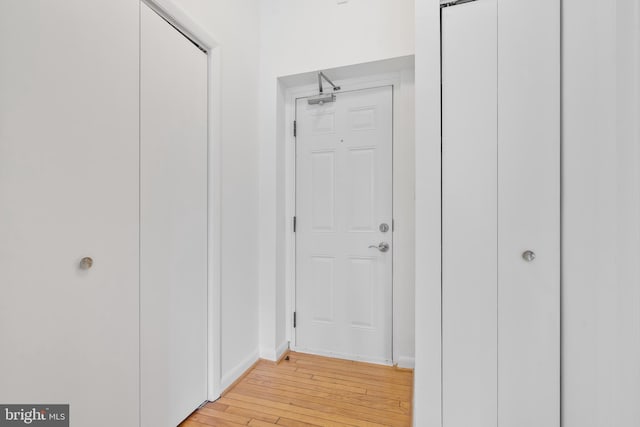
[{"x1": 181, "y1": 351, "x2": 413, "y2": 427}]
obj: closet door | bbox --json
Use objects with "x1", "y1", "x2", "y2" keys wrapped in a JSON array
[
  {"x1": 442, "y1": 0, "x2": 560, "y2": 426},
  {"x1": 497, "y1": 0, "x2": 560, "y2": 425},
  {"x1": 0, "y1": 1, "x2": 140, "y2": 426},
  {"x1": 442, "y1": 1, "x2": 498, "y2": 426},
  {"x1": 140, "y1": 3, "x2": 208, "y2": 427}
]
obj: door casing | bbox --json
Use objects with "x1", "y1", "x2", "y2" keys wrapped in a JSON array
[{"x1": 284, "y1": 71, "x2": 413, "y2": 366}]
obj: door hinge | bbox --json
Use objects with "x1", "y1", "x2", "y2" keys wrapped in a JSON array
[
  {"x1": 293, "y1": 311, "x2": 297, "y2": 328},
  {"x1": 293, "y1": 216, "x2": 297, "y2": 232},
  {"x1": 293, "y1": 120, "x2": 297, "y2": 137},
  {"x1": 392, "y1": 219, "x2": 395, "y2": 232}
]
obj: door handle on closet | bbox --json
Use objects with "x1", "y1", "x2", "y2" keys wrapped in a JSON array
[
  {"x1": 522, "y1": 250, "x2": 536, "y2": 262},
  {"x1": 79, "y1": 257, "x2": 94, "y2": 270}
]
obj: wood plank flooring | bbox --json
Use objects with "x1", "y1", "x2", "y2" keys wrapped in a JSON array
[{"x1": 181, "y1": 351, "x2": 413, "y2": 427}]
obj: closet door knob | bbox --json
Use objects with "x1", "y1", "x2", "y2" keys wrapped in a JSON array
[
  {"x1": 522, "y1": 250, "x2": 536, "y2": 262},
  {"x1": 79, "y1": 257, "x2": 94, "y2": 270}
]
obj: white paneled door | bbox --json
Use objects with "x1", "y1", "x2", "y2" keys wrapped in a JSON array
[
  {"x1": 140, "y1": 4, "x2": 208, "y2": 427},
  {"x1": 442, "y1": 0, "x2": 560, "y2": 426},
  {"x1": 0, "y1": 1, "x2": 140, "y2": 426},
  {"x1": 295, "y1": 86, "x2": 393, "y2": 364}
]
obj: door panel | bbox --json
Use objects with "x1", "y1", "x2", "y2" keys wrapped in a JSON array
[
  {"x1": 347, "y1": 257, "x2": 376, "y2": 328},
  {"x1": 296, "y1": 87, "x2": 393, "y2": 364},
  {"x1": 497, "y1": 0, "x2": 560, "y2": 425},
  {"x1": 310, "y1": 257, "x2": 336, "y2": 322},
  {"x1": 140, "y1": 4, "x2": 208, "y2": 427},
  {"x1": 348, "y1": 148, "x2": 377, "y2": 230},
  {"x1": 0, "y1": 1, "x2": 140, "y2": 425},
  {"x1": 442, "y1": 1, "x2": 498, "y2": 425},
  {"x1": 311, "y1": 151, "x2": 336, "y2": 230}
]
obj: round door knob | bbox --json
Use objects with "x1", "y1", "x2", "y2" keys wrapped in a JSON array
[
  {"x1": 79, "y1": 257, "x2": 94, "y2": 270},
  {"x1": 522, "y1": 250, "x2": 536, "y2": 262}
]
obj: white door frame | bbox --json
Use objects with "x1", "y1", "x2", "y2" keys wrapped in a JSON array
[
  {"x1": 142, "y1": 0, "x2": 222, "y2": 401},
  {"x1": 284, "y1": 72, "x2": 405, "y2": 363}
]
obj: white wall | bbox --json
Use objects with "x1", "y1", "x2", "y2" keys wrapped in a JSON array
[
  {"x1": 562, "y1": 1, "x2": 640, "y2": 426},
  {"x1": 168, "y1": 0, "x2": 262, "y2": 390},
  {"x1": 414, "y1": 1, "x2": 640, "y2": 426},
  {"x1": 257, "y1": 0, "x2": 416, "y2": 362}
]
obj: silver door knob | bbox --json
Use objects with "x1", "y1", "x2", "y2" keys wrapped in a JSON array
[
  {"x1": 369, "y1": 242, "x2": 390, "y2": 253},
  {"x1": 522, "y1": 250, "x2": 536, "y2": 262},
  {"x1": 79, "y1": 257, "x2": 94, "y2": 270}
]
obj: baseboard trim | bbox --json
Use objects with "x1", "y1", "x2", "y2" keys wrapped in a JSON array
[
  {"x1": 220, "y1": 349, "x2": 259, "y2": 392},
  {"x1": 276, "y1": 340, "x2": 289, "y2": 361},
  {"x1": 396, "y1": 356, "x2": 415, "y2": 370},
  {"x1": 260, "y1": 340, "x2": 290, "y2": 362},
  {"x1": 220, "y1": 345, "x2": 291, "y2": 396}
]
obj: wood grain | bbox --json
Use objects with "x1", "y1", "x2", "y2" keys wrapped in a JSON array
[{"x1": 180, "y1": 352, "x2": 413, "y2": 426}]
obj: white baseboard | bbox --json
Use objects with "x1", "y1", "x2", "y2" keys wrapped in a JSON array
[
  {"x1": 397, "y1": 356, "x2": 415, "y2": 369},
  {"x1": 259, "y1": 346, "x2": 275, "y2": 361},
  {"x1": 220, "y1": 349, "x2": 259, "y2": 391},
  {"x1": 276, "y1": 340, "x2": 290, "y2": 360},
  {"x1": 259, "y1": 341, "x2": 290, "y2": 362}
]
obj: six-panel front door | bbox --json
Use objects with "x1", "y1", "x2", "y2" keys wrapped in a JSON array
[{"x1": 295, "y1": 86, "x2": 393, "y2": 364}]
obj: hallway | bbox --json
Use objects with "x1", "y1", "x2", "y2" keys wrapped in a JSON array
[{"x1": 182, "y1": 352, "x2": 413, "y2": 426}]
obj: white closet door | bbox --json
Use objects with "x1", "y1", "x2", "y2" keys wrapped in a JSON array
[
  {"x1": 0, "y1": 1, "x2": 140, "y2": 426},
  {"x1": 442, "y1": 0, "x2": 560, "y2": 426},
  {"x1": 442, "y1": 1, "x2": 497, "y2": 425},
  {"x1": 497, "y1": 0, "x2": 560, "y2": 425},
  {"x1": 140, "y1": 4, "x2": 208, "y2": 427}
]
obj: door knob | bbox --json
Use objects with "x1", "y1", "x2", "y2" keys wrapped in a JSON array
[
  {"x1": 79, "y1": 257, "x2": 94, "y2": 270},
  {"x1": 368, "y1": 242, "x2": 390, "y2": 253},
  {"x1": 522, "y1": 250, "x2": 536, "y2": 262}
]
